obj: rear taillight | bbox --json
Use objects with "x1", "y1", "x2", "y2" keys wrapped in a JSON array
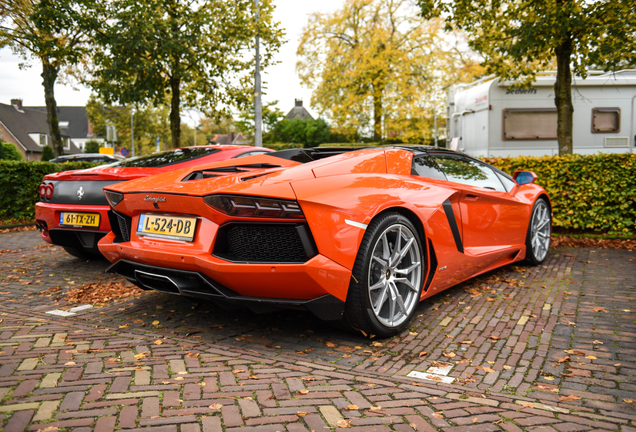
[
  {"x1": 45, "y1": 184, "x2": 54, "y2": 200},
  {"x1": 204, "y1": 195, "x2": 304, "y2": 219},
  {"x1": 39, "y1": 183, "x2": 54, "y2": 201}
]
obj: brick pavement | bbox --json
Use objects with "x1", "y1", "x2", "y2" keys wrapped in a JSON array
[{"x1": 0, "y1": 230, "x2": 634, "y2": 431}]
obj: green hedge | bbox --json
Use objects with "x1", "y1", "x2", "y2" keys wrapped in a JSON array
[
  {"x1": 1, "y1": 153, "x2": 634, "y2": 235},
  {"x1": 484, "y1": 153, "x2": 636, "y2": 235},
  {"x1": 0, "y1": 161, "x2": 97, "y2": 224}
]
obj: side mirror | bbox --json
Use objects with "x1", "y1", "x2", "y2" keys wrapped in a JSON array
[{"x1": 513, "y1": 170, "x2": 537, "y2": 185}]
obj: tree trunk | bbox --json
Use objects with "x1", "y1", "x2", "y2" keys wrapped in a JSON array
[
  {"x1": 554, "y1": 35, "x2": 574, "y2": 154},
  {"x1": 373, "y1": 89, "x2": 383, "y2": 142},
  {"x1": 41, "y1": 61, "x2": 64, "y2": 156},
  {"x1": 169, "y1": 75, "x2": 181, "y2": 148}
]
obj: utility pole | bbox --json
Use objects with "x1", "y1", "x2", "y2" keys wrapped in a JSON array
[
  {"x1": 254, "y1": 0, "x2": 262, "y2": 147},
  {"x1": 433, "y1": 111, "x2": 437, "y2": 148},
  {"x1": 131, "y1": 106, "x2": 135, "y2": 157}
]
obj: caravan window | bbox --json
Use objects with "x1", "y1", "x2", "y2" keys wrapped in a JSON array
[
  {"x1": 502, "y1": 109, "x2": 557, "y2": 140},
  {"x1": 592, "y1": 108, "x2": 620, "y2": 133}
]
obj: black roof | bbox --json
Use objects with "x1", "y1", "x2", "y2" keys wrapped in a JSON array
[
  {"x1": 26, "y1": 106, "x2": 89, "y2": 139},
  {"x1": 0, "y1": 102, "x2": 81, "y2": 154}
]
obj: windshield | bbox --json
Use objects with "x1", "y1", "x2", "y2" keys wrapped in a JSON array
[{"x1": 107, "y1": 147, "x2": 221, "y2": 168}]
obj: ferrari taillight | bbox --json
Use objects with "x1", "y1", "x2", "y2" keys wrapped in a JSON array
[
  {"x1": 45, "y1": 184, "x2": 54, "y2": 200},
  {"x1": 204, "y1": 195, "x2": 304, "y2": 219},
  {"x1": 39, "y1": 184, "x2": 47, "y2": 200}
]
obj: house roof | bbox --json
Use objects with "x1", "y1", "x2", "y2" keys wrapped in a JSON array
[
  {"x1": 285, "y1": 99, "x2": 314, "y2": 120},
  {"x1": 26, "y1": 106, "x2": 89, "y2": 139},
  {"x1": 0, "y1": 102, "x2": 81, "y2": 154}
]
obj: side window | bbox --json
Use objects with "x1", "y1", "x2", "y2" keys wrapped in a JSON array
[
  {"x1": 591, "y1": 108, "x2": 620, "y2": 133},
  {"x1": 495, "y1": 171, "x2": 517, "y2": 192},
  {"x1": 411, "y1": 155, "x2": 447, "y2": 180},
  {"x1": 432, "y1": 155, "x2": 507, "y2": 192},
  {"x1": 503, "y1": 109, "x2": 557, "y2": 140}
]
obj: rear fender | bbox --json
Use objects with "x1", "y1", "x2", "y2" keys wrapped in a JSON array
[{"x1": 291, "y1": 174, "x2": 456, "y2": 270}]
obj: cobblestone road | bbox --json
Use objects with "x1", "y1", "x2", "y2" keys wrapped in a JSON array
[{"x1": 0, "y1": 230, "x2": 634, "y2": 431}]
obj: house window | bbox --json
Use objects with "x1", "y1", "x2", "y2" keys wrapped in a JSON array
[
  {"x1": 502, "y1": 109, "x2": 557, "y2": 140},
  {"x1": 39, "y1": 134, "x2": 48, "y2": 146},
  {"x1": 63, "y1": 137, "x2": 71, "y2": 150},
  {"x1": 592, "y1": 108, "x2": 620, "y2": 133}
]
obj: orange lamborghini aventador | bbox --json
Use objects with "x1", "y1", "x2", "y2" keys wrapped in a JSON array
[{"x1": 98, "y1": 146, "x2": 551, "y2": 336}]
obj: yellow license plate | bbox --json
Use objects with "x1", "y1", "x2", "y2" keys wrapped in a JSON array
[
  {"x1": 60, "y1": 212, "x2": 100, "y2": 228},
  {"x1": 137, "y1": 214, "x2": 197, "y2": 241}
]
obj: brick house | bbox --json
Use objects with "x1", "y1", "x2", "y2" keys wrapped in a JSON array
[{"x1": 0, "y1": 99, "x2": 81, "y2": 160}]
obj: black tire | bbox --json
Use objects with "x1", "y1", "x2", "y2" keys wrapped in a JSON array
[
  {"x1": 343, "y1": 212, "x2": 425, "y2": 337},
  {"x1": 525, "y1": 198, "x2": 551, "y2": 265},
  {"x1": 62, "y1": 246, "x2": 104, "y2": 260}
]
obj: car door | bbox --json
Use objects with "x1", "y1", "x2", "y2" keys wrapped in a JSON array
[{"x1": 429, "y1": 153, "x2": 526, "y2": 255}]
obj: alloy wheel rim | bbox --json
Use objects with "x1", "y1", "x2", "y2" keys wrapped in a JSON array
[
  {"x1": 531, "y1": 201, "x2": 551, "y2": 261},
  {"x1": 368, "y1": 223, "x2": 422, "y2": 328}
]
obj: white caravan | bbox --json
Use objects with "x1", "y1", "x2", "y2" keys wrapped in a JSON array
[{"x1": 446, "y1": 70, "x2": 636, "y2": 157}]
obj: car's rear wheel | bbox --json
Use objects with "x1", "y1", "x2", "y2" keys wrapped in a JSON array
[
  {"x1": 62, "y1": 246, "x2": 104, "y2": 260},
  {"x1": 344, "y1": 213, "x2": 424, "y2": 337},
  {"x1": 525, "y1": 198, "x2": 551, "y2": 265}
]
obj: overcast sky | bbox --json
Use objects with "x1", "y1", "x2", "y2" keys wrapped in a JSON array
[{"x1": 0, "y1": 0, "x2": 346, "y2": 123}]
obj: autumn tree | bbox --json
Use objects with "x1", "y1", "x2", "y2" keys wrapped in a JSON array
[
  {"x1": 89, "y1": 0, "x2": 283, "y2": 149},
  {"x1": 86, "y1": 96, "x2": 171, "y2": 156},
  {"x1": 297, "y1": 0, "x2": 479, "y2": 142},
  {"x1": 0, "y1": 0, "x2": 90, "y2": 156},
  {"x1": 236, "y1": 101, "x2": 284, "y2": 141},
  {"x1": 418, "y1": 0, "x2": 636, "y2": 154}
]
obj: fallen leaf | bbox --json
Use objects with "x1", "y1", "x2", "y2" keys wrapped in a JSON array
[
  {"x1": 460, "y1": 340, "x2": 473, "y2": 344},
  {"x1": 134, "y1": 354, "x2": 146, "y2": 360},
  {"x1": 64, "y1": 361, "x2": 76, "y2": 366},
  {"x1": 232, "y1": 369, "x2": 247, "y2": 374},
  {"x1": 433, "y1": 412, "x2": 444, "y2": 419},
  {"x1": 472, "y1": 417, "x2": 479, "y2": 423},
  {"x1": 520, "y1": 402, "x2": 534, "y2": 408},
  {"x1": 298, "y1": 389, "x2": 309, "y2": 395},
  {"x1": 154, "y1": 340, "x2": 163, "y2": 345},
  {"x1": 249, "y1": 374, "x2": 259, "y2": 380},
  {"x1": 418, "y1": 351, "x2": 428, "y2": 357},
  {"x1": 544, "y1": 376, "x2": 555, "y2": 381},
  {"x1": 442, "y1": 351, "x2": 456, "y2": 358},
  {"x1": 409, "y1": 332, "x2": 418, "y2": 336},
  {"x1": 186, "y1": 352, "x2": 200, "y2": 358},
  {"x1": 483, "y1": 367, "x2": 495, "y2": 373},
  {"x1": 174, "y1": 377, "x2": 184, "y2": 381},
  {"x1": 296, "y1": 411, "x2": 307, "y2": 417},
  {"x1": 558, "y1": 395, "x2": 581, "y2": 402},
  {"x1": 489, "y1": 336, "x2": 501, "y2": 341},
  {"x1": 592, "y1": 340, "x2": 603, "y2": 344},
  {"x1": 336, "y1": 419, "x2": 351, "y2": 428},
  {"x1": 347, "y1": 405, "x2": 359, "y2": 410},
  {"x1": 592, "y1": 307, "x2": 608, "y2": 313},
  {"x1": 301, "y1": 377, "x2": 316, "y2": 381},
  {"x1": 585, "y1": 356, "x2": 597, "y2": 360},
  {"x1": 564, "y1": 349, "x2": 586, "y2": 356},
  {"x1": 624, "y1": 399, "x2": 634, "y2": 404},
  {"x1": 177, "y1": 371, "x2": 187, "y2": 375},
  {"x1": 503, "y1": 365, "x2": 511, "y2": 370},
  {"x1": 152, "y1": 320, "x2": 160, "y2": 325},
  {"x1": 558, "y1": 356, "x2": 570, "y2": 363},
  {"x1": 209, "y1": 403, "x2": 222, "y2": 410}
]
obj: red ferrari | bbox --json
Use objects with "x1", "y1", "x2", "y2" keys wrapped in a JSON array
[
  {"x1": 35, "y1": 145, "x2": 272, "y2": 259},
  {"x1": 99, "y1": 147, "x2": 551, "y2": 336}
]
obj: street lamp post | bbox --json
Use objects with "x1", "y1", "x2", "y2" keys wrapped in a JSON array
[{"x1": 254, "y1": 0, "x2": 262, "y2": 147}]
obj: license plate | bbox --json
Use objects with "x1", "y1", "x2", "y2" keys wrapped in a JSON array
[
  {"x1": 137, "y1": 214, "x2": 197, "y2": 241},
  {"x1": 60, "y1": 212, "x2": 100, "y2": 228}
]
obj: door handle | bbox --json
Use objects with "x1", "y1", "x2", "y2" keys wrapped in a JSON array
[{"x1": 465, "y1": 194, "x2": 479, "y2": 200}]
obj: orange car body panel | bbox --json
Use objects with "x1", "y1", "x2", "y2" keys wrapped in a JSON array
[{"x1": 99, "y1": 147, "x2": 549, "y2": 310}]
